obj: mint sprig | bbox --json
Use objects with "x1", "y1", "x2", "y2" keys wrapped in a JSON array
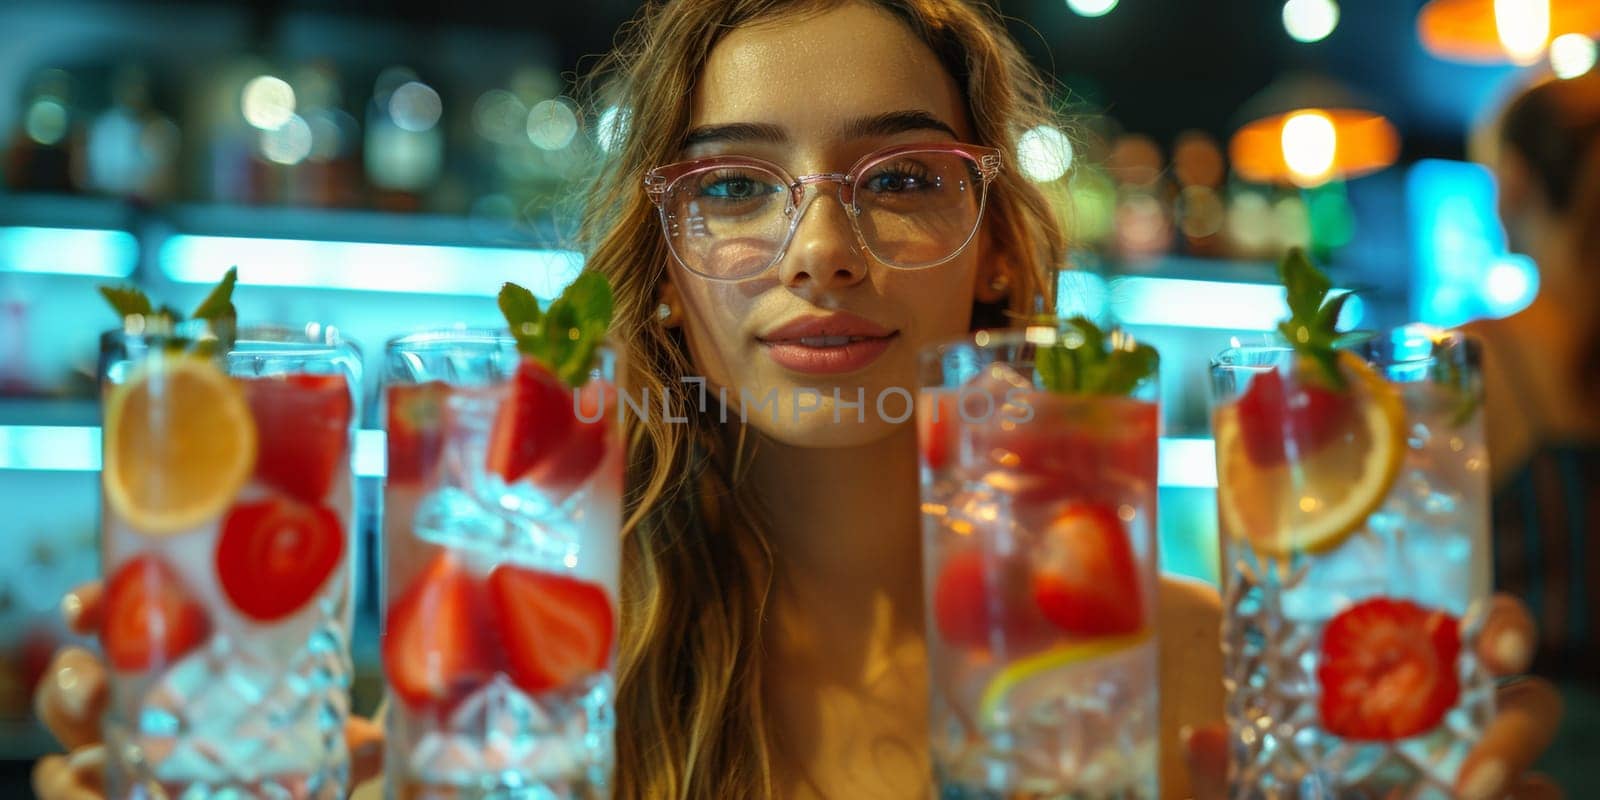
[
  {"x1": 498, "y1": 272, "x2": 614, "y2": 389},
  {"x1": 1034, "y1": 316, "x2": 1159, "y2": 396},
  {"x1": 98, "y1": 267, "x2": 240, "y2": 339},
  {"x1": 1276, "y1": 248, "x2": 1351, "y2": 390}
]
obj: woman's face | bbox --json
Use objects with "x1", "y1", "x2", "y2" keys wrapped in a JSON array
[{"x1": 667, "y1": 2, "x2": 992, "y2": 448}]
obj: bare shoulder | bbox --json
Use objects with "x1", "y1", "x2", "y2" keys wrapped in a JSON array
[{"x1": 1157, "y1": 573, "x2": 1221, "y2": 632}]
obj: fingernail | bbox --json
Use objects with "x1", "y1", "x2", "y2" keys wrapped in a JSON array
[
  {"x1": 1179, "y1": 724, "x2": 1195, "y2": 748},
  {"x1": 1494, "y1": 630, "x2": 1529, "y2": 670},
  {"x1": 61, "y1": 592, "x2": 85, "y2": 628},
  {"x1": 1459, "y1": 759, "x2": 1505, "y2": 800},
  {"x1": 54, "y1": 664, "x2": 91, "y2": 720},
  {"x1": 66, "y1": 744, "x2": 104, "y2": 771}
]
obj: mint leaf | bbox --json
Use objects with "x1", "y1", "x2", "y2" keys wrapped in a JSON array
[
  {"x1": 99, "y1": 285, "x2": 153, "y2": 319},
  {"x1": 191, "y1": 266, "x2": 238, "y2": 322},
  {"x1": 497, "y1": 276, "x2": 614, "y2": 389},
  {"x1": 558, "y1": 271, "x2": 613, "y2": 329},
  {"x1": 499, "y1": 282, "x2": 547, "y2": 360},
  {"x1": 1034, "y1": 317, "x2": 1157, "y2": 397},
  {"x1": 556, "y1": 319, "x2": 607, "y2": 388},
  {"x1": 1037, "y1": 344, "x2": 1076, "y2": 394},
  {"x1": 1280, "y1": 247, "x2": 1330, "y2": 321},
  {"x1": 1098, "y1": 345, "x2": 1160, "y2": 395}
]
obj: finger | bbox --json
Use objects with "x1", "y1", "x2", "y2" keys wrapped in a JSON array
[
  {"x1": 346, "y1": 715, "x2": 385, "y2": 786},
  {"x1": 31, "y1": 746, "x2": 106, "y2": 800},
  {"x1": 61, "y1": 582, "x2": 104, "y2": 638},
  {"x1": 1180, "y1": 723, "x2": 1229, "y2": 800},
  {"x1": 1507, "y1": 773, "x2": 1565, "y2": 800},
  {"x1": 33, "y1": 647, "x2": 108, "y2": 751},
  {"x1": 1456, "y1": 677, "x2": 1563, "y2": 800},
  {"x1": 1477, "y1": 594, "x2": 1537, "y2": 676}
]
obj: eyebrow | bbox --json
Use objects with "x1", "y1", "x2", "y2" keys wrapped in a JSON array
[{"x1": 681, "y1": 110, "x2": 960, "y2": 149}]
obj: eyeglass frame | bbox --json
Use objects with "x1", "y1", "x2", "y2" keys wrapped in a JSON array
[{"x1": 643, "y1": 142, "x2": 1005, "y2": 282}]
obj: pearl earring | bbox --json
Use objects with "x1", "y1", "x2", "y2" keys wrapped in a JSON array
[{"x1": 656, "y1": 302, "x2": 674, "y2": 322}]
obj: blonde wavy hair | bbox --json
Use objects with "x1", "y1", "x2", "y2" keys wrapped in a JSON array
[{"x1": 572, "y1": 1, "x2": 1070, "y2": 795}]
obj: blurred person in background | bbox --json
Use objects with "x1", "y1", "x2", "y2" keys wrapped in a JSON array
[{"x1": 1469, "y1": 68, "x2": 1600, "y2": 796}]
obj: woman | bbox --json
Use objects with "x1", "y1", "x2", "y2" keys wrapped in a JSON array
[
  {"x1": 34, "y1": 2, "x2": 1563, "y2": 798},
  {"x1": 1469, "y1": 70, "x2": 1600, "y2": 796}
]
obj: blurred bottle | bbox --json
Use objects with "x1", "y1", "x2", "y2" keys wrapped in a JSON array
[
  {"x1": 0, "y1": 276, "x2": 32, "y2": 396},
  {"x1": 293, "y1": 61, "x2": 364, "y2": 209},
  {"x1": 4, "y1": 68, "x2": 84, "y2": 194},
  {"x1": 1109, "y1": 133, "x2": 1174, "y2": 264},
  {"x1": 86, "y1": 64, "x2": 181, "y2": 202},
  {"x1": 1171, "y1": 130, "x2": 1227, "y2": 259},
  {"x1": 365, "y1": 66, "x2": 444, "y2": 213}
]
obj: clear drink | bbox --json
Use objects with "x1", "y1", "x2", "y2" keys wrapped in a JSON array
[
  {"x1": 100, "y1": 322, "x2": 359, "y2": 798},
  {"x1": 379, "y1": 329, "x2": 622, "y2": 799},
  {"x1": 1210, "y1": 324, "x2": 1493, "y2": 798},
  {"x1": 918, "y1": 325, "x2": 1161, "y2": 799}
]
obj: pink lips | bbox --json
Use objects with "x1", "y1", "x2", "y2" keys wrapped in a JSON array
[{"x1": 757, "y1": 312, "x2": 899, "y2": 375}]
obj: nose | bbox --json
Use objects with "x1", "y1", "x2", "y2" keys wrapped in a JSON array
[{"x1": 776, "y1": 186, "x2": 869, "y2": 292}]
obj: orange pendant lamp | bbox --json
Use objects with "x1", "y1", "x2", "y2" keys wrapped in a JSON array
[
  {"x1": 1228, "y1": 74, "x2": 1400, "y2": 188},
  {"x1": 1419, "y1": 0, "x2": 1600, "y2": 64}
]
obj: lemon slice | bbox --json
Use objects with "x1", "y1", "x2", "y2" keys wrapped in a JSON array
[
  {"x1": 978, "y1": 630, "x2": 1153, "y2": 724},
  {"x1": 1215, "y1": 351, "x2": 1405, "y2": 557},
  {"x1": 104, "y1": 354, "x2": 257, "y2": 536}
]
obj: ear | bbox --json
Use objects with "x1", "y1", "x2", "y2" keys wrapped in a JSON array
[
  {"x1": 973, "y1": 228, "x2": 1017, "y2": 306},
  {"x1": 655, "y1": 277, "x2": 684, "y2": 328}
]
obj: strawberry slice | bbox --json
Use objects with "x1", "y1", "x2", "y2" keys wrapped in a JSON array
[
  {"x1": 1317, "y1": 597, "x2": 1462, "y2": 741},
  {"x1": 381, "y1": 552, "x2": 498, "y2": 709},
  {"x1": 215, "y1": 497, "x2": 345, "y2": 622},
  {"x1": 917, "y1": 390, "x2": 960, "y2": 472},
  {"x1": 240, "y1": 373, "x2": 352, "y2": 504},
  {"x1": 932, "y1": 549, "x2": 1052, "y2": 651},
  {"x1": 525, "y1": 378, "x2": 615, "y2": 494},
  {"x1": 102, "y1": 555, "x2": 212, "y2": 672},
  {"x1": 386, "y1": 381, "x2": 449, "y2": 485},
  {"x1": 1031, "y1": 501, "x2": 1144, "y2": 637},
  {"x1": 1235, "y1": 366, "x2": 1352, "y2": 468},
  {"x1": 487, "y1": 566, "x2": 614, "y2": 695},
  {"x1": 486, "y1": 359, "x2": 576, "y2": 484}
]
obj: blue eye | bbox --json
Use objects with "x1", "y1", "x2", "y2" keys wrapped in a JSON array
[
  {"x1": 698, "y1": 172, "x2": 780, "y2": 200},
  {"x1": 864, "y1": 165, "x2": 934, "y2": 194}
]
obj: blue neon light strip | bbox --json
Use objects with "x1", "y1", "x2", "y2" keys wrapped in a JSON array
[
  {"x1": 0, "y1": 427, "x2": 388, "y2": 477},
  {"x1": 0, "y1": 426, "x2": 1225, "y2": 489},
  {"x1": 1110, "y1": 276, "x2": 1354, "y2": 331},
  {"x1": 0, "y1": 227, "x2": 139, "y2": 277},
  {"x1": 160, "y1": 235, "x2": 585, "y2": 300}
]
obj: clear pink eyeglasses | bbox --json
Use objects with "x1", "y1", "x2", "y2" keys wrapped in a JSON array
[{"x1": 644, "y1": 142, "x2": 1004, "y2": 282}]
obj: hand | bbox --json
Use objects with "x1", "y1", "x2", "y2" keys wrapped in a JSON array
[
  {"x1": 1181, "y1": 593, "x2": 1565, "y2": 800},
  {"x1": 31, "y1": 581, "x2": 386, "y2": 799}
]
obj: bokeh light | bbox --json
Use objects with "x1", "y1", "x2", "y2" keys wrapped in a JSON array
[
  {"x1": 527, "y1": 98, "x2": 579, "y2": 151},
  {"x1": 1550, "y1": 33, "x2": 1598, "y2": 78},
  {"x1": 474, "y1": 90, "x2": 529, "y2": 145},
  {"x1": 1017, "y1": 125, "x2": 1074, "y2": 182},
  {"x1": 1178, "y1": 186, "x2": 1225, "y2": 238},
  {"x1": 241, "y1": 75, "x2": 296, "y2": 131},
  {"x1": 1495, "y1": 0, "x2": 1550, "y2": 65},
  {"x1": 1066, "y1": 0, "x2": 1118, "y2": 18},
  {"x1": 1281, "y1": 111, "x2": 1338, "y2": 185},
  {"x1": 260, "y1": 114, "x2": 313, "y2": 165},
  {"x1": 24, "y1": 99, "x2": 67, "y2": 145},
  {"x1": 1283, "y1": 0, "x2": 1339, "y2": 43},
  {"x1": 1227, "y1": 191, "x2": 1274, "y2": 253},
  {"x1": 1484, "y1": 254, "x2": 1539, "y2": 313},
  {"x1": 389, "y1": 81, "x2": 442, "y2": 132}
]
